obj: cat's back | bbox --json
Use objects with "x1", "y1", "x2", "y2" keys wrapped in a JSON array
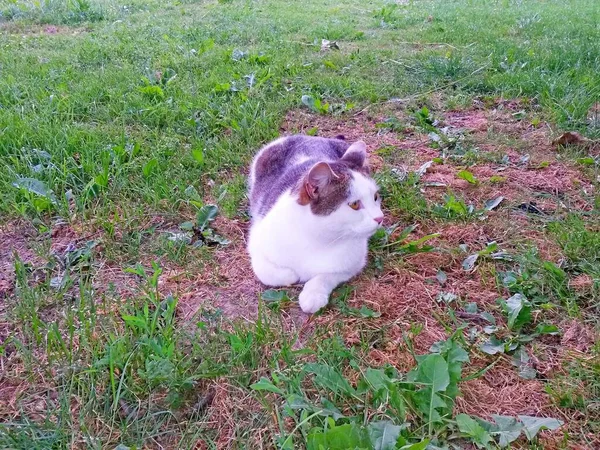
[{"x1": 249, "y1": 135, "x2": 350, "y2": 218}]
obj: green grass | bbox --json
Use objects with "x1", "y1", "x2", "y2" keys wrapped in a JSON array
[
  {"x1": 2, "y1": 0, "x2": 599, "y2": 218},
  {"x1": 1, "y1": 0, "x2": 600, "y2": 448}
]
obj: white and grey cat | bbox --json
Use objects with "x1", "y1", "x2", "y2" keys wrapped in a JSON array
[{"x1": 247, "y1": 135, "x2": 383, "y2": 313}]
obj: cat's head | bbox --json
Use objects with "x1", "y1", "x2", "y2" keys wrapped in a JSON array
[{"x1": 297, "y1": 141, "x2": 383, "y2": 236}]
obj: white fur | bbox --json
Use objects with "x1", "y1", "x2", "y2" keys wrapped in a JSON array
[{"x1": 248, "y1": 171, "x2": 382, "y2": 313}]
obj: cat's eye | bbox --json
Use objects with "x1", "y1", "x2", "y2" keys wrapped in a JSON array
[
  {"x1": 374, "y1": 192, "x2": 380, "y2": 202},
  {"x1": 349, "y1": 200, "x2": 361, "y2": 210}
]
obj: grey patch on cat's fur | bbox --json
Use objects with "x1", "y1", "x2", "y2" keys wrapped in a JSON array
[
  {"x1": 249, "y1": 135, "x2": 367, "y2": 218},
  {"x1": 298, "y1": 162, "x2": 353, "y2": 215}
]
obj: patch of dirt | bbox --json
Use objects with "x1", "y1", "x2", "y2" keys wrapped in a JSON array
[
  {"x1": 560, "y1": 320, "x2": 597, "y2": 354},
  {"x1": 0, "y1": 221, "x2": 40, "y2": 301},
  {"x1": 0, "y1": 23, "x2": 89, "y2": 36},
  {"x1": 457, "y1": 360, "x2": 553, "y2": 417},
  {"x1": 282, "y1": 108, "x2": 437, "y2": 169},
  {"x1": 2, "y1": 101, "x2": 595, "y2": 445}
]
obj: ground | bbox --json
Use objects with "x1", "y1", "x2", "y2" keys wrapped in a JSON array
[{"x1": 0, "y1": 0, "x2": 599, "y2": 449}]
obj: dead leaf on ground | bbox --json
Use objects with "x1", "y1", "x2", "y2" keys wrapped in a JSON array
[
  {"x1": 320, "y1": 39, "x2": 340, "y2": 51},
  {"x1": 552, "y1": 131, "x2": 589, "y2": 147}
]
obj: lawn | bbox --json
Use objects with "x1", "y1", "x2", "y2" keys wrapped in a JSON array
[{"x1": 0, "y1": 0, "x2": 599, "y2": 448}]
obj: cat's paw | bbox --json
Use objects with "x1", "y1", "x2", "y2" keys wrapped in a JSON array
[{"x1": 298, "y1": 288, "x2": 329, "y2": 314}]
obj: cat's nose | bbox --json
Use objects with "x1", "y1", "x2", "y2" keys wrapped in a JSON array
[{"x1": 374, "y1": 216, "x2": 384, "y2": 224}]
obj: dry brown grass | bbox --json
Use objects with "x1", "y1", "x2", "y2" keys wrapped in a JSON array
[{"x1": 1, "y1": 100, "x2": 597, "y2": 447}]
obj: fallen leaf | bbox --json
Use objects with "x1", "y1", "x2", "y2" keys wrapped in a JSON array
[
  {"x1": 462, "y1": 254, "x2": 479, "y2": 271},
  {"x1": 415, "y1": 161, "x2": 433, "y2": 177},
  {"x1": 552, "y1": 131, "x2": 588, "y2": 147},
  {"x1": 436, "y1": 292, "x2": 457, "y2": 304},
  {"x1": 320, "y1": 39, "x2": 340, "y2": 51},
  {"x1": 484, "y1": 196, "x2": 504, "y2": 211},
  {"x1": 436, "y1": 269, "x2": 447, "y2": 285}
]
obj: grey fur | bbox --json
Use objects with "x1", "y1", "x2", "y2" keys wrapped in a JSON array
[{"x1": 249, "y1": 135, "x2": 364, "y2": 218}]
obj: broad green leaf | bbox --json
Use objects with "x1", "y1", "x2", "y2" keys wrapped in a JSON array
[
  {"x1": 412, "y1": 389, "x2": 446, "y2": 421},
  {"x1": 479, "y1": 241, "x2": 498, "y2": 255},
  {"x1": 304, "y1": 363, "x2": 356, "y2": 396},
  {"x1": 542, "y1": 261, "x2": 567, "y2": 279},
  {"x1": 504, "y1": 293, "x2": 532, "y2": 330},
  {"x1": 306, "y1": 421, "x2": 370, "y2": 450},
  {"x1": 286, "y1": 395, "x2": 345, "y2": 420},
  {"x1": 179, "y1": 221, "x2": 195, "y2": 231},
  {"x1": 250, "y1": 377, "x2": 284, "y2": 395},
  {"x1": 122, "y1": 315, "x2": 147, "y2": 331},
  {"x1": 577, "y1": 156, "x2": 596, "y2": 165},
  {"x1": 447, "y1": 343, "x2": 469, "y2": 364},
  {"x1": 355, "y1": 305, "x2": 381, "y2": 318},
  {"x1": 142, "y1": 158, "x2": 159, "y2": 178},
  {"x1": 261, "y1": 289, "x2": 288, "y2": 303},
  {"x1": 184, "y1": 185, "x2": 202, "y2": 201},
  {"x1": 286, "y1": 394, "x2": 310, "y2": 410},
  {"x1": 363, "y1": 368, "x2": 405, "y2": 418},
  {"x1": 457, "y1": 169, "x2": 477, "y2": 184},
  {"x1": 367, "y1": 421, "x2": 402, "y2": 450},
  {"x1": 437, "y1": 340, "x2": 469, "y2": 399},
  {"x1": 191, "y1": 148, "x2": 205, "y2": 165},
  {"x1": 397, "y1": 224, "x2": 418, "y2": 241},
  {"x1": 489, "y1": 414, "x2": 523, "y2": 447},
  {"x1": 12, "y1": 177, "x2": 57, "y2": 203},
  {"x1": 319, "y1": 398, "x2": 345, "y2": 420},
  {"x1": 416, "y1": 354, "x2": 449, "y2": 392},
  {"x1": 512, "y1": 347, "x2": 537, "y2": 380},
  {"x1": 480, "y1": 336, "x2": 506, "y2": 355},
  {"x1": 139, "y1": 84, "x2": 164, "y2": 99},
  {"x1": 140, "y1": 358, "x2": 175, "y2": 384},
  {"x1": 301, "y1": 95, "x2": 317, "y2": 111},
  {"x1": 278, "y1": 433, "x2": 294, "y2": 450},
  {"x1": 364, "y1": 368, "x2": 392, "y2": 392},
  {"x1": 399, "y1": 441, "x2": 429, "y2": 450},
  {"x1": 343, "y1": 304, "x2": 381, "y2": 318},
  {"x1": 518, "y1": 415, "x2": 563, "y2": 440},
  {"x1": 196, "y1": 204, "x2": 218, "y2": 231},
  {"x1": 535, "y1": 323, "x2": 560, "y2": 335},
  {"x1": 456, "y1": 414, "x2": 492, "y2": 448},
  {"x1": 445, "y1": 195, "x2": 469, "y2": 215}
]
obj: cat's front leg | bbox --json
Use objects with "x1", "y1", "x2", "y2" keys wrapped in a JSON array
[{"x1": 298, "y1": 273, "x2": 352, "y2": 314}]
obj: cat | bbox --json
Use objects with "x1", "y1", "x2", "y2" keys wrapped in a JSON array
[{"x1": 247, "y1": 135, "x2": 383, "y2": 313}]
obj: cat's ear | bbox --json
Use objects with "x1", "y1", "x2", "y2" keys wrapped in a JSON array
[
  {"x1": 304, "y1": 162, "x2": 338, "y2": 199},
  {"x1": 341, "y1": 141, "x2": 367, "y2": 168}
]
